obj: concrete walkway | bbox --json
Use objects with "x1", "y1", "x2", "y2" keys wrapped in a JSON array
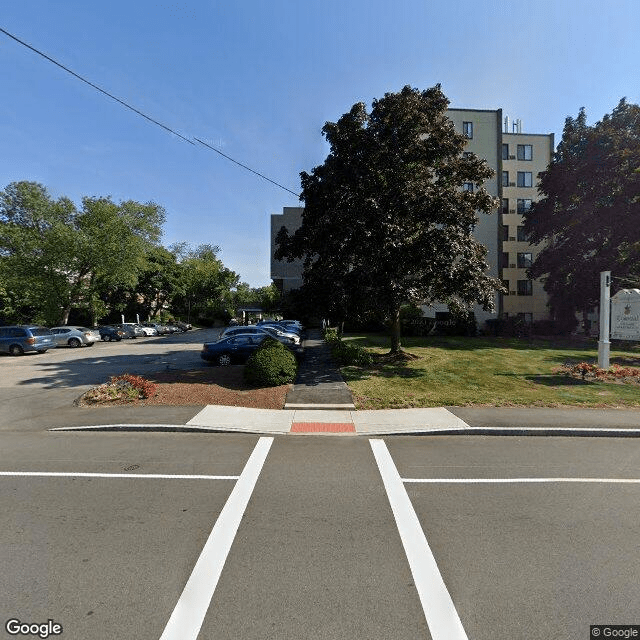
[{"x1": 283, "y1": 329, "x2": 355, "y2": 410}]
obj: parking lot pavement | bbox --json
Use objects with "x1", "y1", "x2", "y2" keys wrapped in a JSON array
[
  {"x1": 0, "y1": 328, "x2": 220, "y2": 432},
  {"x1": 2, "y1": 432, "x2": 639, "y2": 640}
]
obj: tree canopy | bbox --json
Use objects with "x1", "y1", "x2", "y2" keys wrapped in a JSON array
[
  {"x1": 523, "y1": 99, "x2": 640, "y2": 329},
  {"x1": 0, "y1": 181, "x2": 166, "y2": 325},
  {"x1": 0, "y1": 181, "x2": 268, "y2": 326},
  {"x1": 276, "y1": 85, "x2": 502, "y2": 351}
]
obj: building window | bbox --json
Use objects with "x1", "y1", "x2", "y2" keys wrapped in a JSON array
[
  {"x1": 518, "y1": 312, "x2": 533, "y2": 323},
  {"x1": 501, "y1": 225, "x2": 509, "y2": 241},
  {"x1": 517, "y1": 252, "x2": 533, "y2": 268},
  {"x1": 517, "y1": 172, "x2": 533, "y2": 187},
  {"x1": 463, "y1": 121, "x2": 473, "y2": 139},
  {"x1": 502, "y1": 279, "x2": 509, "y2": 294},
  {"x1": 517, "y1": 144, "x2": 533, "y2": 161},
  {"x1": 517, "y1": 198, "x2": 532, "y2": 214},
  {"x1": 501, "y1": 252, "x2": 510, "y2": 268},
  {"x1": 502, "y1": 143, "x2": 509, "y2": 160},
  {"x1": 517, "y1": 225, "x2": 527, "y2": 241},
  {"x1": 463, "y1": 182, "x2": 474, "y2": 192},
  {"x1": 501, "y1": 198, "x2": 509, "y2": 214},
  {"x1": 502, "y1": 171, "x2": 509, "y2": 187},
  {"x1": 517, "y1": 280, "x2": 533, "y2": 296}
]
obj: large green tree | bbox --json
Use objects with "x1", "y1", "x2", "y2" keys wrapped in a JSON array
[
  {"x1": 523, "y1": 99, "x2": 640, "y2": 329},
  {"x1": 171, "y1": 243, "x2": 240, "y2": 324},
  {"x1": 0, "y1": 181, "x2": 165, "y2": 325},
  {"x1": 276, "y1": 85, "x2": 502, "y2": 352}
]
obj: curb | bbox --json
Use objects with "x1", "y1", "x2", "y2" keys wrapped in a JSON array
[{"x1": 48, "y1": 424, "x2": 640, "y2": 437}]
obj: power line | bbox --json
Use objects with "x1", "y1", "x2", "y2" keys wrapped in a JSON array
[
  {"x1": 0, "y1": 26, "x2": 301, "y2": 197},
  {"x1": 194, "y1": 138, "x2": 300, "y2": 197}
]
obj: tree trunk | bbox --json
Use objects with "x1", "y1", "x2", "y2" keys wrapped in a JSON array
[
  {"x1": 390, "y1": 306, "x2": 402, "y2": 353},
  {"x1": 60, "y1": 308, "x2": 71, "y2": 326}
]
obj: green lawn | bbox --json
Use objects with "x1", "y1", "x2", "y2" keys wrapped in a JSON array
[{"x1": 338, "y1": 334, "x2": 640, "y2": 409}]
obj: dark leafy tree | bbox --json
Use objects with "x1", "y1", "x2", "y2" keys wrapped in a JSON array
[
  {"x1": 524, "y1": 99, "x2": 640, "y2": 329},
  {"x1": 276, "y1": 85, "x2": 503, "y2": 352}
]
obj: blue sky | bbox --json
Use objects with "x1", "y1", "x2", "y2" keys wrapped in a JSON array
[{"x1": 1, "y1": 0, "x2": 638, "y2": 286}]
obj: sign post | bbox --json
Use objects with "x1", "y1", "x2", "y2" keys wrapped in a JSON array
[{"x1": 597, "y1": 271, "x2": 611, "y2": 369}]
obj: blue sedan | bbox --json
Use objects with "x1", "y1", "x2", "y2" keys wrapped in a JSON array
[{"x1": 201, "y1": 334, "x2": 266, "y2": 366}]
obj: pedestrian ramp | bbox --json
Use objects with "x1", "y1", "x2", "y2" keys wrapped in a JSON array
[{"x1": 186, "y1": 406, "x2": 471, "y2": 435}]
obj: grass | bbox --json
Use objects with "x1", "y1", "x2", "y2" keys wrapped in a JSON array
[{"x1": 337, "y1": 334, "x2": 640, "y2": 410}]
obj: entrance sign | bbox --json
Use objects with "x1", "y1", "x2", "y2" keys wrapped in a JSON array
[{"x1": 611, "y1": 289, "x2": 640, "y2": 340}]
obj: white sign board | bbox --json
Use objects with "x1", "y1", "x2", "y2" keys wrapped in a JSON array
[{"x1": 611, "y1": 289, "x2": 640, "y2": 340}]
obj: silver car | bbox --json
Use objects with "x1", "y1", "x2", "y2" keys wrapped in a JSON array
[{"x1": 50, "y1": 326, "x2": 100, "y2": 347}]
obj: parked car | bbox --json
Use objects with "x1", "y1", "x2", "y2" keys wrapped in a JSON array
[
  {"x1": 0, "y1": 325, "x2": 56, "y2": 356},
  {"x1": 201, "y1": 334, "x2": 266, "y2": 366},
  {"x1": 112, "y1": 324, "x2": 137, "y2": 339},
  {"x1": 221, "y1": 325, "x2": 297, "y2": 344},
  {"x1": 174, "y1": 321, "x2": 192, "y2": 331},
  {"x1": 98, "y1": 326, "x2": 124, "y2": 342},
  {"x1": 165, "y1": 322, "x2": 186, "y2": 333},
  {"x1": 132, "y1": 323, "x2": 157, "y2": 336},
  {"x1": 120, "y1": 323, "x2": 146, "y2": 337},
  {"x1": 50, "y1": 326, "x2": 100, "y2": 347},
  {"x1": 254, "y1": 323, "x2": 302, "y2": 344},
  {"x1": 219, "y1": 326, "x2": 304, "y2": 360},
  {"x1": 143, "y1": 322, "x2": 170, "y2": 335}
]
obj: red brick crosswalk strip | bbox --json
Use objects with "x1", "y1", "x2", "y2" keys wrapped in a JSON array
[{"x1": 290, "y1": 422, "x2": 356, "y2": 433}]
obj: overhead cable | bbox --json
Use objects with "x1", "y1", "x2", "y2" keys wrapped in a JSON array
[{"x1": 0, "y1": 26, "x2": 301, "y2": 196}]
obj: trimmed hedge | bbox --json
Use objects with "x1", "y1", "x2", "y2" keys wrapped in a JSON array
[{"x1": 244, "y1": 337, "x2": 298, "y2": 387}]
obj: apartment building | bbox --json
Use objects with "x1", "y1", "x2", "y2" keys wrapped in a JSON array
[
  {"x1": 499, "y1": 126, "x2": 555, "y2": 323},
  {"x1": 270, "y1": 108, "x2": 554, "y2": 326}
]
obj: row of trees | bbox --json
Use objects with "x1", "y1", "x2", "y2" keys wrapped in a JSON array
[{"x1": 0, "y1": 181, "x2": 278, "y2": 326}]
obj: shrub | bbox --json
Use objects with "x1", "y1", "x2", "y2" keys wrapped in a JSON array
[
  {"x1": 323, "y1": 327, "x2": 340, "y2": 343},
  {"x1": 111, "y1": 374, "x2": 157, "y2": 398},
  {"x1": 244, "y1": 337, "x2": 298, "y2": 387},
  {"x1": 328, "y1": 338, "x2": 373, "y2": 366}
]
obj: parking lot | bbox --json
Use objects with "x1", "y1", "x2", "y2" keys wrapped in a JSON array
[
  {"x1": 0, "y1": 327, "x2": 221, "y2": 432},
  {"x1": 1, "y1": 432, "x2": 639, "y2": 640}
]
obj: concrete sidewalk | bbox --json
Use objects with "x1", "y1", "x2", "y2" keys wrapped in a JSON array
[{"x1": 284, "y1": 329, "x2": 355, "y2": 410}]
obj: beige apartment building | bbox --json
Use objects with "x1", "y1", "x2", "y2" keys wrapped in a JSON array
[{"x1": 270, "y1": 107, "x2": 554, "y2": 327}]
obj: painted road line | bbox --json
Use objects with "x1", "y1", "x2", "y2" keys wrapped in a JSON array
[
  {"x1": 402, "y1": 477, "x2": 640, "y2": 484},
  {"x1": 159, "y1": 436, "x2": 273, "y2": 640},
  {"x1": 370, "y1": 439, "x2": 469, "y2": 640},
  {"x1": 0, "y1": 472, "x2": 239, "y2": 480}
]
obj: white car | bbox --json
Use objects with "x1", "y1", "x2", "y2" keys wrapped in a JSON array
[
  {"x1": 50, "y1": 326, "x2": 100, "y2": 347},
  {"x1": 133, "y1": 324, "x2": 158, "y2": 336}
]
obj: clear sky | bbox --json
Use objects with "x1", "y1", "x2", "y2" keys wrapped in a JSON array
[{"x1": 1, "y1": 0, "x2": 638, "y2": 286}]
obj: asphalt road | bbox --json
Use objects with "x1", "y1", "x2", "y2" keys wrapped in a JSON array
[{"x1": 1, "y1": 431, "x2": 639, "y2": 640}]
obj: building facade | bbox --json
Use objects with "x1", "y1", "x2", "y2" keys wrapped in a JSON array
[{"x1": 270, "y1": 108, "x2": 554, "y2": 326}]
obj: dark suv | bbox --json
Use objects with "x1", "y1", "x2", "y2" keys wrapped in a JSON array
[{"x1": 0, "y1": 325, "x2": 56, "y2": 356}]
